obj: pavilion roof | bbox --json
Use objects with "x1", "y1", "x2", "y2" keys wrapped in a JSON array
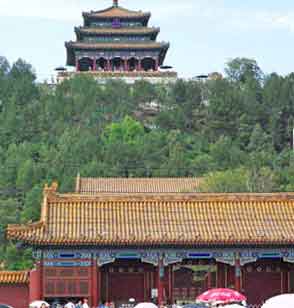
[
  {"x1": 75, "y1": 27, "x2": 160, "y2": 36},
  {"x1": 6, "y1": 182, "x2": 294, "y2": 247},
  {"x1": 83, "y1": 6, "x2": 151, "y2": 20},
  {"x1": 0, "y1": 271, "x2": 29, "y2": 284},
  {"x1": 76, "y1": 177, "x2": 202, "y2": 194},
  {"x1": 66, "y1": 41, "x2": 169, "y2": 51}
]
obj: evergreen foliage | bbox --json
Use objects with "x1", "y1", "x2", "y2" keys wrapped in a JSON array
[{"x1": 0, "y1": 57, "x2": 293, "y2": 268}]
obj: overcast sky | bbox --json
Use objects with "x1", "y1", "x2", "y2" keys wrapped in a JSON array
[{"x1": 1, "y1": 0, "x2": 294, "y2": 81}]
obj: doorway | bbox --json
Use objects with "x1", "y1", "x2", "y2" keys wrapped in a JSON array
[{"x1": 108, "y1": 273, "x2": 145, "y2": 303}]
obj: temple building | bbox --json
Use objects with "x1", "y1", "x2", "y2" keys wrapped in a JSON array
[
  {"x1": 2, "y1": 177, "x2": 294, "y2": 308},
  {"x1": 58, "y1": 0, "x2": 177, "y2": 83}
]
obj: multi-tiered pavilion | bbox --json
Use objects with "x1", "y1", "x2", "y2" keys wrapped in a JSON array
[
  {"x1": 61, "y1": 0, "x2": 177, "y2": 83},
  {"x1": 2, "y1": 177, "x2": 294, "y2": 308}
]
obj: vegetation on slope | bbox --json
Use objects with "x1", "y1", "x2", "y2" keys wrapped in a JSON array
[{"x1": 0, "y1": 56, "x2": 293, "y2": 268}]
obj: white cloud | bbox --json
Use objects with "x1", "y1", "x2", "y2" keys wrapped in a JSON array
[{"x1": 267, "y1": 14, "x2": 294, "y2": 32}]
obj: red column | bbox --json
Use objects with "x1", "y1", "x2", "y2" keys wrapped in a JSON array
[
  {"x1": 107, "y1": 59, "x2": 111, "y2": 71},
  {"x1": 157, "y1": 260, "x2": 164, "y2": 305},
  {"x1": 97, "y1": 266, "x2": 101, "y2": 304},
  {"x1": 76, "y1": 58, "x2": 80, "y2": 72},
  {"x1": 138, "y1": 59, "x2": 142, "y2": 71},
  {"x1": 92, "y1": 259, "x2": 98, "y2": 308},
  {"x1": 207, "y1": 270, "x2": 212, "y2": 289},
  {"x1": 234, "y1": 256, "x2": 241, "y2": 292},
  {"x1": 29, "y1": 262, "x2": 42, "y2": 302},
  {"x1": 124, "y1": 59, "x2": 128, "y2": 71},
  {"x1": 155, "y1": 58, "x2": 159, "y2": 71},
  {"x1": 168, "y1": 265, "x2": 173, "y2": 304},
  {"x1": 93, "y1": 58, "x2": 97, "y2": 71},
  {"x1": 217, "y1": 263, "x2": 224, "y2": 288}
]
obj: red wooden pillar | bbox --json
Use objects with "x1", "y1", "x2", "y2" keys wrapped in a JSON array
[
  {"x1": 207, "y1": 270, "x2": 212, "y2": 289},
  {"x1": 29, "y1": 262, "x2": 42, "y2": 302},
  {"x1": 92, "y1": 260, "x2": 98, "y2": 307},
  {"x1": 124, "y1": 59, "x2": 128, "y2": 71},
  {"x1": 138, "y1": 59, "x2": 142, "y2": 71},
  {"x1": 234, "y1": 256, "x2": 241, "y2": 292},
  {"x1": 155, "y1": 58, "x2": 159, "y2": 71},
  {"x1": 157, "y1": 260, "x2": 164, "y2": 305},
  {"x1": 281, "y1": 265, "x2": 289, "y2": 294},
  {"x1": 217, "y1": 263, "x2": 224, "y2": 288},
  {"x1": 76, "y1": 58, "x2": 80, "y2": 72},
  {"x1": 107, "y1": 59, "x2": 111, "y2": 71},
  {"x1": 97, "y1": 266, "x2": 101, "y2": 304},
  {"x1": 93, "y1": 58, "x2": 97, "y2": 71},
  {"x1": 168, "y1": 265, "x2": 173, "y2": 304}
]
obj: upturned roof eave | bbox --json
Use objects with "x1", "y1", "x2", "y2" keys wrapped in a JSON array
[
  {"x1": 75, "y1": 26, "x2": 160, "y2": 35},
  {"x1": 7, "y1": 236, "x2": 294, "y2": 248},
  {"x1": 82, "y1": 6, "x2": 151, "y2": 20},
  {"x1": 7, "y1": 182, "x2": 294, "y2": 249},
  {"x1": 65, "y1": 41, "x2": 170, "y2": 52},
  {"x1": 0, "y1": 271, "x2": 30, "y2": 285},
  {"x1": 65, "y1": 41, "x2": 169, "y2": 66}
]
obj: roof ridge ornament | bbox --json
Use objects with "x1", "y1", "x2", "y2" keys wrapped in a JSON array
[
  {"x1": 44, "y1": 181, "x2": 58, "y2": 197},
  {"x1": 113, "y1": 0, "x2": 118, "y2": 7}
]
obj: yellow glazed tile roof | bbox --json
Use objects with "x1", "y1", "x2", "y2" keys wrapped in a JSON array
[
  {"x1": 66, "y1": 41, "x2": 169, "y2": 50},
  {"x1": 0, "y1": 271, "x2": 29, "y2": 284},
  {"x1": 76, "y1": 177, "x2": 202, "y2": 194},
  {"x1": 83, "y1": 7, "x2": 151, "y2": 19},
  {"x1": 76, "y1": 27, "x2": 159, "y2": 35},
  {"x1": 6, "y1": 182, "x2": 294, "y2": 247}
]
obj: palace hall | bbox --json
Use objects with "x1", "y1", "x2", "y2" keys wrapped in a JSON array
[{"x1": 1, "y1": 177, "x2": 294, "y2": 308}]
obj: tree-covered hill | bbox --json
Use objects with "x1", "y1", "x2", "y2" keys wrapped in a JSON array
[{"x1": 0, "y1": 56, "x2": 293, "y2": 269}]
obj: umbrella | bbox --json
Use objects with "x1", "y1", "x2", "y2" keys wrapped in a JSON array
[
  {"x1": 0, "y1": 305, "x2": 14, "y2": 308},
  {"x1": 220, "y1": 305, "x2": 244, "y2": 308},
  {"x1": 29, "y1": 301, "x2": 50, "y2": 308},
  {"x1": 134, "y1": 303, "x2": 157, "y2": 308},
  {"x1": 197, "y1": 288, "x2": 246, "y2": 305},
  {"x1": 261, "y1": 294, "x2": 294, "y2": 308},
  {"x1": 183, "y1": 304, "x2": 208, "y2": 308}
]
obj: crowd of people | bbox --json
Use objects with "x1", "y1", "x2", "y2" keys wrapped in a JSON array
[{"x1": 48, "y1": 299, "x2": 117, "y2": 308}]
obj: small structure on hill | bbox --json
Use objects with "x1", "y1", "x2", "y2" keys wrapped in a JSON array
[{"x1": 58, "y1": 0, "x2": 177, "y2": 84}]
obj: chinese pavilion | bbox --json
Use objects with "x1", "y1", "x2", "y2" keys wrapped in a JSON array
[
  {"x1": 2, "y1": 178, "x2": 294, "y2": 308},
  {"x1": 60, "y1": 0, "x2": 177, "y2": 83}
]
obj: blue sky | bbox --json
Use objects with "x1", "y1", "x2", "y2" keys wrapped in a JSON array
[{"x1": 1, "y1": 0, "x2": 294, "y2": 81}]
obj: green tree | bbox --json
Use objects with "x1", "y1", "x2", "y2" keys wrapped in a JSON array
[{"x1": 199, "y1": 168, "x2": 250, "y2": 193}]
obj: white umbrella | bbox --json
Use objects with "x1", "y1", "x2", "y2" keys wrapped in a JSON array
[
  {"x1": 261, "y1": 294, "x2": 294, "y2": 308},
  {"x1": 29, "y1": 301, "x2": 50, "y2": 308},
  {"x1": 221, "y1": 305, "x2": 244, "y2": 308},
  {"x1": 134, "y1": 303, "x2": 158, "y2": 308},
  {"x1": 0, "y1": 305, "x2": 14, "y2": 308}
]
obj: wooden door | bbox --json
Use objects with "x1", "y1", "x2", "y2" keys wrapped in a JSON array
[
  {"x1": 244, "y1": 271, "x2": 282, "y2": 305},
  {"x1": 108, "y1": 273, "x2": 145, "y2": 302}
]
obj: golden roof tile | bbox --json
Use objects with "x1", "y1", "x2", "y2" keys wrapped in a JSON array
[
  {"x1": 76, "y1": 177, "x2": 202, "y2": 194},
  {"x1": 66, "y1": 41, "x2": 169, "y2": 50},
  {"x1": 0, "y1": 271, "x2": 29, "y2": 284},
  {"x1": 83, "y1": 7, "x2": 151, "y2": 19},
  {"x1": 76, "y1": 27, "x2": 159, "y2": 35},
  {"x1": 6, "y1": 183, "x2": 294, "y2": 247}
]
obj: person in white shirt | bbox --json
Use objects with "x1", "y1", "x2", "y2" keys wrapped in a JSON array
[
  {"x1": 82, "y1": 298, "x2": 90, "y2": 308},
  {"x1": 64, "y1": 300, "x2": 75, "y2": 308}
]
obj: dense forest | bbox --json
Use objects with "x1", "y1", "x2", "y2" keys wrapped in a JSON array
[{"x1": 0, "y1": 56, "x2": 293, "y2": 269}]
